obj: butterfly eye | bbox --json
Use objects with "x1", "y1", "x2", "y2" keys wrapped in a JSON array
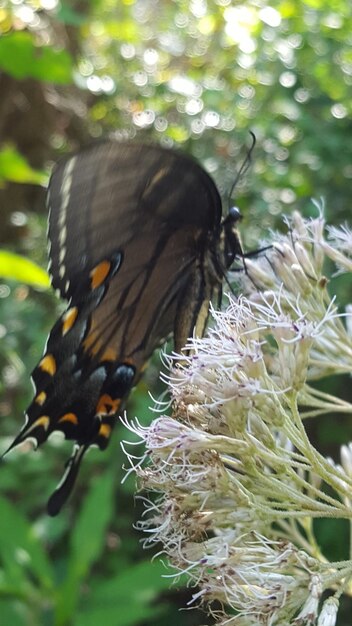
[{"x1": 228, "y1": 206, "x2": 242, "y2": 222}]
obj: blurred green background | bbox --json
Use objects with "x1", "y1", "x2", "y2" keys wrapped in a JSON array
[{"x1": 0, "y1": 0, "x2": 352, "y2": 624}]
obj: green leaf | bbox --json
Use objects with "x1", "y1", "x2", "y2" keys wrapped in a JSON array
[
  {"x1": 69, "y1": 471, "x2": 115, "y2": 578},
  {"x1": 0, "y1": 496, "x2": 54, "y2": 590},
  {"x1": 76, "y1": 561, "x2": 173, "y2": 626},
  {"x1": 75, "y1": 602, "x2": 163, "y2": 626},
  {"x1": 0, "y1": 599, "x2": 28, "y2": 626},
  {"x1": 54, "y1": 472, "x2": 115, "y2": 625},
  {"x1": 87, "y1": 560, "x2": 176, "y2": 603},
  {"x1": 0, "y1": 32, "x2": 73, "y2": 83},
  {"x1": 0, "y1": 251, "x2": 50, "y2": 289},
  {"x1": 0, "y1": 145, "x2": 48, "y2": 185}
]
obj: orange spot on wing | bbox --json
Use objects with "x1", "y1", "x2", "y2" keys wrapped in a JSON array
[
  {"x1": 96, "y1": 394, "x2": 121, "y2": 416},
  {"x1": 101, "y1": 347, "x2": 118, "y2": 362},
  {"x1": 90, "y1": 260, "x2": 111, "y2": 289},
  {"x1": 62, "y1": 307, "x2": 78, "y2": 336},
  {"x1": 39, "y1": 354, "x2": 57, "y2": 376},
  {"x1": 98, "y1": 423, "x2": 112, "y2": 439},
  {"x1": 58, "y1": 413, "x2": 78, "y2": 425},
  {"x1": 82, "y1": 329, "x2": 101, "y2": 355},
  {"x1": 82, "y1": 319, "x2": 102, "y2": 356},
  {"x1": 124, "y1": 358, "x2": 135, "y2": 366},
  {"x1": 35, "y1": 391, "x2": 47, "y2": 406}
]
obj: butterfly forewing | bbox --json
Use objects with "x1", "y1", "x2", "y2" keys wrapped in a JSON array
[{"x1": 48, "y1": 142, "x2": 221, "y2": 299}]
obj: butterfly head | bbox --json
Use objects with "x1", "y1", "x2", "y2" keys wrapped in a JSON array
[{"x1": 220, "y1": 205, "x2": 244, "y2": 269}]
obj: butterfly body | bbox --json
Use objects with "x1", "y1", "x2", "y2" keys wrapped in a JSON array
[{"x1": 6, "y1": 141, "x2": 243, "y2": 515}]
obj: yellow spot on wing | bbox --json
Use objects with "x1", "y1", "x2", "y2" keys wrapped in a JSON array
[
  {"x1": 35, "y1": 391, "x2": 47, "y2": 406},
  {"x1": 96, "y1": 394, "x2": 120, "y2": 416},
  {"x1": 32, "y1": 416, "x2": 50, "y2": 431},
  {"x1": 39, "y1": 354, "x2": 57, "y2": 376},
  {"x1": 58, "y1": 413, "x2": 78, "y2": 425},
  {"x1": 90, "y1": 260, "x2": 111, "y2": 289},
  {"x1": 62, "y1": 307, "x2": 78, "y2": 336},
  {"x1": 98, "y1": 423, "x2": 112, "y2": 439}
]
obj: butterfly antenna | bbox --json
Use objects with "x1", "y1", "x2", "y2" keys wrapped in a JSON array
[{"x1": 227, "y1": 131, "x2": 256, "y2": 207}]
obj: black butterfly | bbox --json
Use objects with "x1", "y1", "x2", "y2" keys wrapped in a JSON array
[{"x1": 5, "y1": 141, "x2": 247, "y2": 515}]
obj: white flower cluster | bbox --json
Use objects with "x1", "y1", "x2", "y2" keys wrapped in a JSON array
[{"x1": 123, "y1": 210, "x2": 352, "y2": 625}]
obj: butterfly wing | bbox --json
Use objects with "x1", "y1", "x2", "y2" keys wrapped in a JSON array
[
  {"x1": 48, "y1": 142, "x2": 221, "y2": 299},
  {"x1": 6, "y1": 142, "x2": 223, "y2": 514}
]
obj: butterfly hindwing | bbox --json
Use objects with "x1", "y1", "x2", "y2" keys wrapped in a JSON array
[{"x1": 6, "y1": 253, "x2": 136, "y2": 451}]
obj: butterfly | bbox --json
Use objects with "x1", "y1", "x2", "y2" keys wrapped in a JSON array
[{"x1": 5, "y1": 140, "x2": 249, "y2": 515}]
